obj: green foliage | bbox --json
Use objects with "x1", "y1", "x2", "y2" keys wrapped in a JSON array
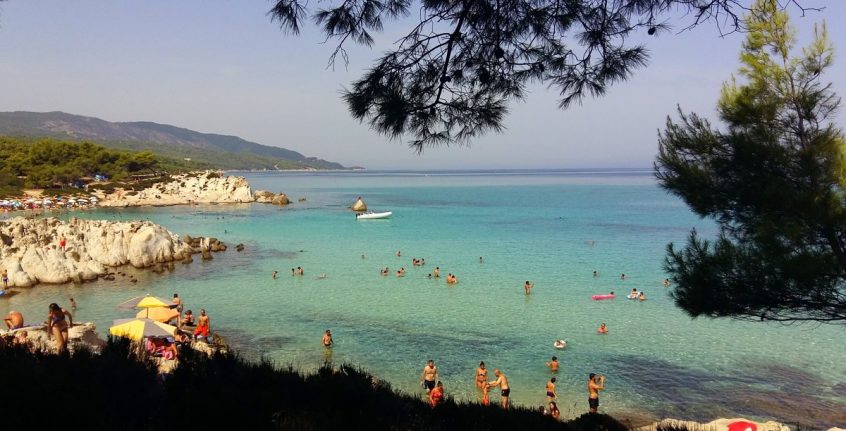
[
  {"x1": 0, "y1": 136, "x2": 191, "y2": 194},
  {"x1": 655, "y1": 0, "x2": 846, "y2": 323},
  {"x1": 268, "y1": 0, "x2": 807, "y2": 151}
]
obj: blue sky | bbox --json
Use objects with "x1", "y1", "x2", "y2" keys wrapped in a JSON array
[{"x1": 0, "y1": 1, "x2": 843, "y2": 169}]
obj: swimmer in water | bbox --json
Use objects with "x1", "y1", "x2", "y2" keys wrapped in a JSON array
[
  {"x1": 620, "y1": 273, "x2": 627, "y2": 280},
  {"x1": 397, "y1": 268, "x2": 405, "y2": 277},
  {"x1": 546, "y1": 356, "x2": 559, "y2": 372},
  {"x1": 524, "y1": 280, "x2": 534, "y2": 295},
  {"x1": 663, "y1": 278, "x2": 671, "y2": 287},
  {"x1": 593, "y1": 270, "x2": 598, "y2": 277},
  {"x1": 638, "y1": 291, "x2": 646, "y2": 301},
  {"x1": 433, "y1": 267, "x2": 440, "y2": 278},
  {"x1": 272, "y1": 271, "x2": 278, "y2": 279},
  {"x1": 598, "y1": 322, "x2": 608, "y2": 334}
]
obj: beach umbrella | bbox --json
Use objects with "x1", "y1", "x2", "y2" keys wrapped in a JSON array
[
  {"x1": 117, "y1": 294, "x2": 175, "y2": 310},
  {"x1": 77, "y1": 198, "x2": 88, "y2": 203},
  {"x1": 109, "y1": 318, "x2": 176, "y2": 341},
  {"x1": 136, "y1": 306, "x2": 179, "y2": 323},
  {"x1": 68, "y1": 199, "x2": 76, "y2": 203}
]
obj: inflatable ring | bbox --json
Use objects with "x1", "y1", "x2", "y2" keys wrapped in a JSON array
[{"x1": 553, "y1": 339, "x2": 567, "y2": 349}]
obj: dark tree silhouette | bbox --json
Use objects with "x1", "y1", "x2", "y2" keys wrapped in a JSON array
[
  {"x1": 655, "y1": 0, "x2": 846, "y2": 324},
  {"x1": 269, "y1": 0, "x2": 818, "y2": 152}
]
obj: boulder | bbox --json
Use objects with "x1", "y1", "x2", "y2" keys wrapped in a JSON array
[
  {"x1": 351, "y1": 196, "x2": 367, "y2": 211},
  {"x1": 271, "y1": 194, "x2": 290, "y2": 206},
  {"x1": 5, "y1": 322, "x2": 106, "y2": 354},
  {"x1": 254, "y1": 190, "x2": 275, "y2": 203},
  {"x1": 0, "y1": 217, "x2": 192, "y2": 287}
]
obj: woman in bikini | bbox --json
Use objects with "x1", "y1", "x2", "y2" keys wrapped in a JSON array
[
  {"x1": 476, "y1": 361, "x2": 490, "y2": 405},
  {"x1": 47, "y1": 303, "x2": 73, "y2": 353},
  {"x1": 475, "y1": 361, "x2": 488, "y2": 389}
]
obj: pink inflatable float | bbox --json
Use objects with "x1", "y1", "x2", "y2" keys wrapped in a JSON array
[{"x1": 591, "y1": 293, "x2": 615, "y2": 300}]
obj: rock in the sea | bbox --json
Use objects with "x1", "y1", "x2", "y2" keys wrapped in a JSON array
[
  {"x1": 235, "y1": 243, "x2": 245, "y2": 252},
  {"x1": 0, "y1": 217, "x2": 193, "y2": 287},
  {"x1": 351, "y1": 196, "x2": 367, "y2": 211},
  {"x1": 201, "y1": 250, "x2": 213, "y2": 260},
  {"x1": 271, "y1": 194, "x2": 290, "y2": 206},
  {"x1": 254, "y1": 190, "x2": 275, "y2": 203}
]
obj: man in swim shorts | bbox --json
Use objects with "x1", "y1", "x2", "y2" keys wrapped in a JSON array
[
  {"x1": 488, "y1": 369, "x2": 510, "y2": 409},
  {"x1": 588, "y1": 373, "x2": 605, "y2": 413},
  {"x1": 322, "y1": 329, "x2": 333, "y2": 347},
  {"x1": 546, "y1": 377, "x2": 557, "y2": 402},
  {"x1": 194, "y1": 309, "x2": 210, "y2": 340},
  {"x1": 4, "y1": 310, "x2": 23, "y2": 329},
  {"x1": 420, "y1": 359, "x2": 438, "y2": 394}
]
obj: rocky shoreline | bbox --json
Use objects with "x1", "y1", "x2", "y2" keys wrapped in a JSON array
[{"x1": 0, "y1": 216, "x2": 226, "y2": 287}]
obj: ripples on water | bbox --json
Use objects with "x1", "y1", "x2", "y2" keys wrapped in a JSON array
[{"x1": 4, "y1": 170, "x2": 845, "y2": 428}]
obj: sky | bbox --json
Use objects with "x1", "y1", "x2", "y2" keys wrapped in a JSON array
[{"x1": 0, "y1": 1, "x2": 844, "y2": 170}]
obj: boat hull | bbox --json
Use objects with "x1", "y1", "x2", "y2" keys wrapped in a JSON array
[{"x1": 356, "y1": 211, "x2": 392, "y2": 220}]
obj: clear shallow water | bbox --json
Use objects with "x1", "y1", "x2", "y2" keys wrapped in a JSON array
[{"x1": 3, "y1": 170, "x2": 845, "y2": 427}]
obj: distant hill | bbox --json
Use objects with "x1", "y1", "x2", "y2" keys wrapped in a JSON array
[{"x1": 0, "y1": 111, "x2": 348, "y2": 170}]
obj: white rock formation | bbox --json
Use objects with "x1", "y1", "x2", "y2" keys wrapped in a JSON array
[
  {"x1": 0, "y1": 217, "x2": 193, "y2": 287},
  {"x1": 1, "y1": 322, "x2": 106, "y2": 354},
  {"x1": 96, "y1": 171, "x2": 254, "y2": 207}
]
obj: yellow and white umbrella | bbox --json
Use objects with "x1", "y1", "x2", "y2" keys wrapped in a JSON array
[
  {"x1": 117, "y1": 294, "x2": 175, "y2": 309},
  {"x1": 136, "y1": 307, "x2": 179, "y2": 323},
  {"x1": 109, "y1": 318, "x2": 177, "y2": 341}
]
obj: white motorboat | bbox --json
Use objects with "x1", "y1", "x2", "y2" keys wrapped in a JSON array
[{"x1": 356, "y1": 211, "x2": 392, "y2": 220}]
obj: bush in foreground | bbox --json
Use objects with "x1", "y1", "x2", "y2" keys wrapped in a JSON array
[{"x1": 1, "y1": 338, "x2": 630, "y2": 430}]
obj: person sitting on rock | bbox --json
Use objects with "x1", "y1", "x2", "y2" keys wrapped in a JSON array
[
  {"x1": 4, "y1": 310, "x2": 23, "y2": 329},
  {"x1": 181, "y1": 310, "x2": 195, "y2": 327}
]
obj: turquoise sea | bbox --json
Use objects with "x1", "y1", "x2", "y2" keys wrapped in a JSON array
[{"x1": 2, "y1": 170, "x2": 845, "y2": 427}]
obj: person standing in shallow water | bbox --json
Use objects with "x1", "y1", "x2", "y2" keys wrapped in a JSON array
[
  {"x1": 524, "y1": 280, "x2": 534, "y2": 295},
  {"x1": 429, "y1": 381, "x2": 444, "y2": 407},
  {"x1": 322, "y1": 329, "x2": 333, "y2": 347},
  {"x1": 546, "y1": 356, "x2": 559, "y2": 372},
  {"x1": 588, "y1": 373, "x2": 605, "y2": 413},
  {"x1": 420, "y1": 359, "x2": 438, "y2": 394},
  {"x1": 487, "y1": 369, "x2": 510, "y2": 409}
]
